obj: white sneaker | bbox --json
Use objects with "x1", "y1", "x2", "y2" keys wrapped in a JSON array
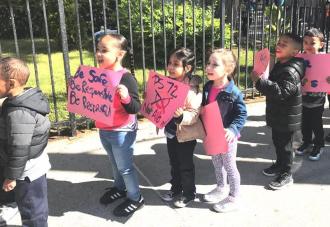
[
  {"x1": 173, "y1": 196, "x2": 194, "y2": 208},
  {"x1": 213, "y1": 196, "x2": 239, "y2": 213},
  {"x1": 0, "y1": 202, "x2": 19, "y2": 225},
  {"x1": 202, "y1": 186, "x2": 224, "y2": 203}
]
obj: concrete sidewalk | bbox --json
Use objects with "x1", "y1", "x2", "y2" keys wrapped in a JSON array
[{"x1": 7, "y1": 101, "x2": 330, "y2": 227}]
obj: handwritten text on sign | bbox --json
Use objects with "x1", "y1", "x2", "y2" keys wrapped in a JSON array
[
  {"x1": 253, "y1": 48, "x2": 270, "y2": 79},
  {"x1": 296, "y1": 53, "x2": 330, "y2": 92},
  {"x1": 67, "y1": 65, "x2": 122, "y2": 125},
  {"x1": 141, "y1": 71, "x2": 190, "y2": 128}
]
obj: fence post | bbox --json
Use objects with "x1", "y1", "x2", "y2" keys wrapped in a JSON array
[
  {"x1": 8, "y1": 0, "x2": 19, "y2": 57},
  {"x1": 57, "y1": 0, "x2": 77, "y2": 136},
  {"x1": 292, "y1": 0, "x2": 299, "y2": 34},
  {"x1": 26, "y1": 0, "x2": 40, "y2": 88},
  {"x1": 220, "y1": 0, "x2": 226, "y2": 48}
]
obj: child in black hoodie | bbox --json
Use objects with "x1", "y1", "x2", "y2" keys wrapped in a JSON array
[{"x1": 251, "y1": 33, "x2": 306, "y2": 190}]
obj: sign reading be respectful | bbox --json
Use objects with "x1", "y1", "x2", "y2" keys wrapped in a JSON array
[
  {"x1": 141, "y1": 71, "x2": 190, "y2": 128},
  {"x1": 67, "y1": 65, "x2": 123, "y2": 125}
]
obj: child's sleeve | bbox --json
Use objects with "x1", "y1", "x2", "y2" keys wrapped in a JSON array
[
  {"x1": 119, "y1": 73, "x2": 141, "y2": 114},
  {"x1": 177, "y1": 91, "x2": 203, "y2": 126},
  {"x1": 228, "y1": 92, "x2": 247, "y2": 136},
  {"x1": 4, "y1": 109, "x2": 36, "y2": 180},
  {"x1": 255, "y1": 72, "x2": 299, "y2": 100}
]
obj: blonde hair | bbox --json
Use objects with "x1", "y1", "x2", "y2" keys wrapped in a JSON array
[
  {"x1": 0, "y1": 57, "x2": 30, "y2": 85},
  {"x1": 212, "y1": 49, "x2": 237, "y2": 78}
]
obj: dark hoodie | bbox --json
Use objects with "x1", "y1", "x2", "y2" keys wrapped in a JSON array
[
  {"x1": 0, "y1": 88, "x2": 50, "y2": 179},
  {"x1": 256, "y1": 57, "x2": 306, "y2": 132}
]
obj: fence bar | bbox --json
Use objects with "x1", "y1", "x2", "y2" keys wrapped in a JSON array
[
  {"x1": 245, "y1": 1, "x2": 250, "y2": 94},
  {"x1": 193, "y1": 0, "x2": 196, "y2": 70},
  {"x1": 211, "y1": 0, "x2": 214, "y2": 50},
  {"x1": 162, "y1": 0, "x2": 167, "y2": 75},
  {"x1": 275, "y1": 1, "x2": 280, "y2": 42},
  {"x1": 268, "y1": 0, "x2": 273, "y2": 50},
  {"x1": 202, "y1": 0, "x2": 205, "y2": 81},
  {"x1": 326, "y1": 1, "x2": 330, "y2": 52},
  {"x1": 283, "y1": 1, "x2": 287, "y2": 33},
  {"x1": 57, "y1": 0, "x2": 76, "y2": 136},
  {"x1": 8, "y1": 0, "x2": 19, "y2": 57},
  {"x1": 127, "y1": 0, "x2": 135, "y2": 76},
  {"x1": 297, "y1": 2, "x2": 302, "y2": 34},
  {"x1": 261, "y1": 0, "x2": 265, "y2": 47},
  {"x1": 237, "y1": 1, "x2": 242, "y2": 88},
  {"x1": 292, "y1": 0, "x2": 299, "y2": 34},
  {"x1": 115, "y1": 0, "x2": 120, "y2": 33},
  {"x1": 74, "y1": 0, "x2": 83, "y2": 65},
  {"x1": 173, "y1": 0, "x2": 176, "y2": 49},
  {"x1": 302, "y1": 0, "x2": 307, "y2": 37},
  {"x1": 308, "y1": 4, "x2": 313, "y2": 29},
  {"x1": 183, "y1": 0, "x2": 186, "y2": 48},
  {"x1": 42, "y1": 0, "x2": 59, "y2": 133},
  {"x1": 88, "y1": 0, "x2": 97, "y2": 67},
  {"x1": 102, "y1": 0, "x2": 107, "y2": 32},
  {"x1": 290, "y1": 0, "x2": 294, "y2": 33},
  {"x1": 220, "y1": 0, "x2": 225, "y2": 48},
  {"x1": 26, "y1": 0, "x2": 39, "y2": 88},
  {"x1": 139, "y1": 0, "x2": 146, "y2": 90},
  {"x1": 229, "y1": 0, "x2": 233, "y2": 50},
  {"x1": 151, "y1": 0, "x2": 156, "y2": 71},
  {"x1": 252, "y1": 6, "x2": 257, "y2": 99}
]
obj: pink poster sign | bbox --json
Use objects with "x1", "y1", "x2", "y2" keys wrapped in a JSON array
[
  {"x1": 141, "y1": 71, "x2": 190, "y2": 128},
  {"x1": 296, "y1": 53, "x2": 330, "y2": 92},
  {"x1": 253, "y1": 48, "x2": 270, "y2": 79},
  {"x1": 200, "y1": 101, "x2": 228, "y2": 155},
  {"x1": 67, "y1": 65, "x2": 123, "y2": 125}
]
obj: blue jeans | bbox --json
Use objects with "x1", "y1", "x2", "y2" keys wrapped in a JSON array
[
  {"x1": 99, "y1": 130, "x2": 141, "y2": 201},
  {"x1": 15, "y1": 175, "x2": 48, "y2": 227}
]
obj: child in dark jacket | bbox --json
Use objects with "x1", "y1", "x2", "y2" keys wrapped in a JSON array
[
  {"x1": 295, "y1": 28, "x2": 326, "y2": 161},
  {"x1": 0, "y1": 98, "x2": 18, "y2": 226},
  {"x1": 252, "y1": 33, "x2": 306, "y2": 190},
  {"x1": 0, "y1": 57, "x2": 51, "y2": 226},
  {"x1": 202, "y1": 49, "x2": 247, "y2": 212}
]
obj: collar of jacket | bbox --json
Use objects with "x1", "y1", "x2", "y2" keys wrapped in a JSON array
[
  {"x1": 204, "y1": 79, "x2": 235, "y2": 103},
  {"x1": 206, "y1": 79, "x2": 234, "y2": 93}
]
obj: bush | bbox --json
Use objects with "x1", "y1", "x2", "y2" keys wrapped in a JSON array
[{"x1": 0, "y1": 0, "x2": 231, "y2": 70}]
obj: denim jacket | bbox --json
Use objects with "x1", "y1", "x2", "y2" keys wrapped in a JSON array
[{"x1": 202, "y1": 80, "x2": 247, "y2": 136}]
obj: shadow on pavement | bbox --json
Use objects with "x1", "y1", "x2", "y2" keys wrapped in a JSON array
[{"x1": 46, "y1": 110, "x2": 330, "y2": 222}]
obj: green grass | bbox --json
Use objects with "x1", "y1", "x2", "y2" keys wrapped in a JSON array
[{"x1": 1, "y1": 39, "x2": 255, "y2": 123}]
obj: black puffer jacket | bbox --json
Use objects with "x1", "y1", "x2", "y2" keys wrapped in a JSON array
[
  {"x1": 256, "y1": 57, "x2": 305, "y2": 132},
  {"x1": 0, "y1": 88, "x2": 50, "y2": 179}
]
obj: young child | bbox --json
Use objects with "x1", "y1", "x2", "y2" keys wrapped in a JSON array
[
  {"x1": 95, "y1": 34, "x2": 143, "y2": 217},
  {"x1": 202, "y1": 49, "x2": 247, "y2": 212},
  {"x1": 0, "y1": 98, "x2": 19, "y2": 226},
  {"x1": 160, "y1": 47, "x2": 204, "y2": 208},
  {"x1": 0, "y1": 57, "x2": 51, "y2": 226},
  {"x1": 296, "y1": 28, "x2": 326, "y2": 161},
  {"x1": 252, "y1": 33, "x2": 306, "y2": 190}
]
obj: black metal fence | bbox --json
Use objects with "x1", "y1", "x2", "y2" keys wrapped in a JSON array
[{"x1": 0, "y1": 0, "x2": 329, "y2": 136}]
